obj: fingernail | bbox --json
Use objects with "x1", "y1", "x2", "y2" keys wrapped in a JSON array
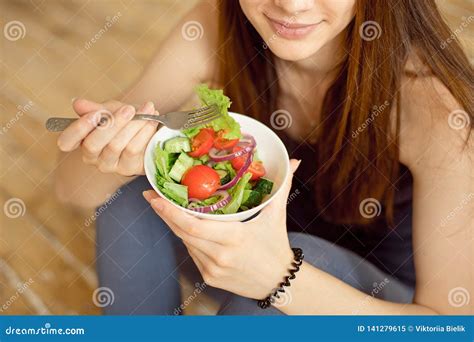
[
  {"x1": 71, "y1": 97, "x2": 77, "y2": 104},
  {"x1": 57, "y1": 138, "x2": 64, "y2": 150},
  {"x1": 144, "y1": 101, "x2": 154, "y2": 112},
  {"x1": 142, "y1": 190, "x2": 152, "y2": 202},
  {"x1": 121, "y1": 105, "x2": 135, "y2": 119}
]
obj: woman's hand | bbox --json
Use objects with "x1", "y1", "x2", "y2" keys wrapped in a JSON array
[
  {"x1": 57, "y1": 99, "x2": 159, "y2": 176},
  {"x1": 143, "y1": 159, "x2": 301, "y2": 299}
]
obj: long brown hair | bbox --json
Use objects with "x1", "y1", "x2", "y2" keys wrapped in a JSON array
[{"x1": 216, "y1": 0, "x2": 473, "y2": 225}]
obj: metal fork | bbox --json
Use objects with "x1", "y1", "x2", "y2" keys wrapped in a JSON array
[{"x1": 45, "y1": 104, "x2": 220, "y2": 132}]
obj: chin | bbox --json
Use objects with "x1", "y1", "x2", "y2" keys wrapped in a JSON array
[{"x1": 264, "y1": 39, "x2": 325, "y2": 61}]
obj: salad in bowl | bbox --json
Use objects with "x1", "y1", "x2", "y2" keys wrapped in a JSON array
[{"x1": 144, "y1": 85, "x2": 290, "y2": 222}]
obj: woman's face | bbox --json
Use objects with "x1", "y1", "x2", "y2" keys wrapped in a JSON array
[{"x1": 239, "y1": 0, "x2": 356, "y2": 61}]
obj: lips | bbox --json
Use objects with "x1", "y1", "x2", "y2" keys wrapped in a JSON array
[{"x1": 265, "y1": 15, "x2": 322, "y2": 39}]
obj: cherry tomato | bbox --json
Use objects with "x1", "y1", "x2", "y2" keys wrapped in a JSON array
[
  {"x1": 182, "y1": 165, "x2": 220, "y2": 200},
  {"x1": 188, "y1": 128, "x2": 215, "y2": 158},
  {"x1": 247, "y1": 160, "x2": 266, "y2": 180},
  {"x1": 230, "y1": 146, "x2": 247, "y2": 170},
  {"x1": 213, "y1": 130, "x2": 239, "y2": 150},
  {"x1": 230, "y1": 146, "x2": 266, "y2": 180}
]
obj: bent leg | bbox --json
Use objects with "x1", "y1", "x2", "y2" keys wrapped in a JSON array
[{"x1": 95, "y1": 176, "x2": 186, "y2": 314}]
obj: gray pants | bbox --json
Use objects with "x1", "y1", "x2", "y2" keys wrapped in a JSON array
[{"x1": 96, "y1": 177, "x2": 414, "y2": 315}]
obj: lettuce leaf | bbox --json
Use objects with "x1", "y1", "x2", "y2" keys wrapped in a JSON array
[
  {"x1": 154, "y1": 142, "x2": 173, "y2": 182},
  {"x1": 221, "y1": 172, "x2": 252, "y2": 214},
  {"x1": 182, "y1": 84, "x2": 241, "y2": 140}
]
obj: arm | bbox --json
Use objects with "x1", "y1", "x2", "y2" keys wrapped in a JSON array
[
  {"x1": 279, "y1": 76, "x2": 472, "y2": 315},
  {"x1": 143, "y1": 76, "x2": 472, "y2": 315},
  {"x1": 283, "y1": 76, "x2": 473, "y2": 315},
  {"x1": 55, "y1": 1, "x2": 218, "y2": 209}
]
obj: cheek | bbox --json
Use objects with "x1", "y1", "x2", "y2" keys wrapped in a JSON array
[{"x1": 323, "y1": 0, "x2": 356, "y2": 28}]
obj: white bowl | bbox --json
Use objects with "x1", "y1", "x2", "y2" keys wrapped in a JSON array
[{"x1": 144, "y1": 112, "x2": 290, "y2": 222}]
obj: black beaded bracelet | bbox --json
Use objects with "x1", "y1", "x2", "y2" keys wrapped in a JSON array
[{"x1": 257, "y1": 247, "x2": 304, "y2": 309}]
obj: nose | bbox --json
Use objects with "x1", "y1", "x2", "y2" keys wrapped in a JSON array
[{"x1": 274, "y1": 0, "x2": 314, "y2": 14}]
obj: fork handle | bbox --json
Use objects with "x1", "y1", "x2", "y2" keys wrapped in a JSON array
[
  {"x1": 45, "y1": 115, "x2": 163, "y2": 132},
  {"x1": 45, "y1": 118, "x2": 77, "y2": 132}
]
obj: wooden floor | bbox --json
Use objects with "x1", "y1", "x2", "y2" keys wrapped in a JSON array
[{"x1": 0, "y1": 0, "x2": 472, "y2": 315}]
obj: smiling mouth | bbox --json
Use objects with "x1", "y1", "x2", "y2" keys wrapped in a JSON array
[{"x1": 265, "y1": 15, "x2": 322, "y2": 39}]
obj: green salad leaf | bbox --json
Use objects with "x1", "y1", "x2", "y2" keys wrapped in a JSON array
[
  {"x1": 222, "y1": 172, "x2": 252, "y2": 214},
  {"x1": 154, "y1": 142, "x2": 173, "y2": 182},
  {"x1": 182, "y1": 84, "x2": 241, "y2": 140}
]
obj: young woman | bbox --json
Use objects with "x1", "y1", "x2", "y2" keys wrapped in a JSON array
[{"x1": 55, "y1": 0, "x2": 473, "y2": 315}]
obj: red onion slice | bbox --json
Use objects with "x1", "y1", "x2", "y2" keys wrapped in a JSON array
[
  {"x1": 187, "y1": 190, "x2": 232, "y2": 213},
  {"x1": 208, "y1": 134, "x2": 256, "y2": 161},
  {"x1": 218, "y1": 152, "x2": 253, "y2": 191}
]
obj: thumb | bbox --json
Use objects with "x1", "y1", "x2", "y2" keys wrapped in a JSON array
[
  {"x1": 72, "y1": 98, "x2": 122, "y2": 116},
  {"x1": 260, "y1": 158, "x2": 301, "y2": 220}
]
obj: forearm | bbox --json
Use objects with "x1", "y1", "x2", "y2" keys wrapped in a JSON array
[
  {"x1": 54, "y1": 150, "x2": 134, "y2": 209},
  {"x1": 276, "y1": 262, "x2": 437, "y2": 315}
]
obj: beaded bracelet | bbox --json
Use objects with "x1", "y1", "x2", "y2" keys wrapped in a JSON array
[{"x1": 257, "y1": 247, "x2": 304, "y2": 309}]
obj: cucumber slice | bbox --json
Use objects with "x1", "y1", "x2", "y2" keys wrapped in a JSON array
[
  {"x1": 242, "y1": 190, "x2": 263, "y2": 208},
  {"x1": 164, "y1": 137, "x2": 191, "y2": 153},
  {"x1": 160, "y1": 182, "x2": 188, "y2": 206},
  {"x1": 193, "y1": 159, "x2": 203, "y2": 166},
  {"x1": 213, "y1": 161, "x2": 228, "y2": 171},
  {"x1": 199, "y1": 154, "x2": 210, "y2": 164},
  {"x1": 169, "y1": 152, "x2": 194, "y2": 182},
  {"x1": 254, "y1": 178, "x2": 273, "y2": 195},
  {"x1": 216, "y1": 169, "x2": 231, "y2": 185},
  {"x1": 168, "y1": 153, "x2": 179, "y2": 169}
]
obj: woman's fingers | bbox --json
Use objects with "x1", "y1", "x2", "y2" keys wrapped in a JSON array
[
  {"x1": 117, "y1": 106, "x2": 159, "y2": 174},
  {"x1": 80, "y1": 105, "x2": 136, "y2": 163},
  {"x1": 143, "y1": 190, "x2": 234, "y2": 244},
  {"x1": 186, "y1": 246, "x2": 208, "y2": 278},
  {"x1": 57, "y1": 110, "x2": 103, "y2": 152},
  {"x1": 72, "y1": 98, "x2": 123, "y2": 116},
  {"x1": 98, "y1": 102, "x2": 153, "y2": 172},
  {"x1": 169, "y1": 221, "x2": 221, "y2": 255}
]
